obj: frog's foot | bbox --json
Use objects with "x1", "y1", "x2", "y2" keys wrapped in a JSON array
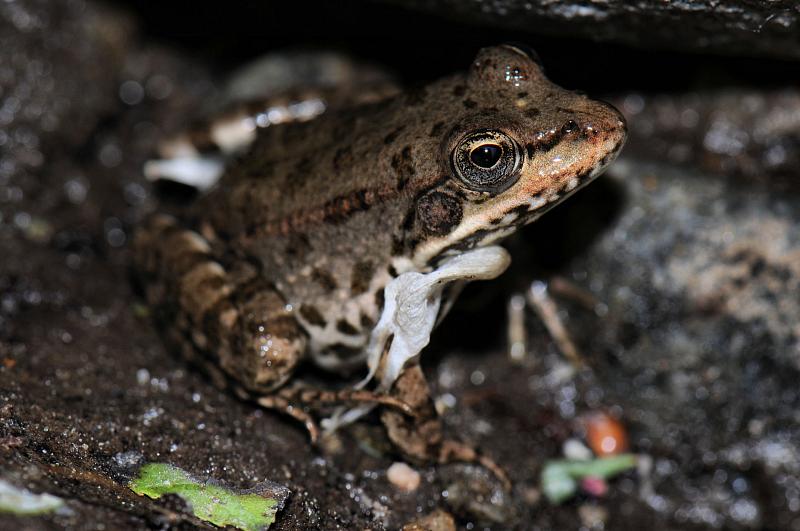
[
  {"x1": 378, "y1": 365, "x2": 512, "y2": 490},
  {"x1": 508, "y1": 280, "x2": 586, "y2": 370},
  {"x1": 258, "y1": 386, "x2": 416, "y2": 443},
  {"x1": 438, "y1": 439, "x2": 512, "y2": 492},
  {"x1": 275, "y1": 386, "x2": 416, "y2": 416}
]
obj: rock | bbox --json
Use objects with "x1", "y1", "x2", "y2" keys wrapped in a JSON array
[
  {"x1": 612, "y1": 89, "x2": 800, "y2": 186},
  {"x1": 380, "y1": 0, "x2": 800, "y2": 60},
  {"x1": 440, "y1": 465, "x2": 517, "y2": 526},
  {"x1": 402, "y1": 508, "x2": 456, "y2": 531}
]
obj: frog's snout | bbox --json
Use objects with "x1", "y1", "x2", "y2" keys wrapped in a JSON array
[{"x1": 575, "y1": 99, "x2": 627, "y2": 173}]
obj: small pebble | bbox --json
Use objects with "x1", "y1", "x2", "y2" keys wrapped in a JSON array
[
  {"x1": 578, "y1": 503, "x2": 609, "y2": 529},
  {"x1": 402, "y1": 509, "x2": 456, "y2": 531},
  {"x1": 563, "y1": 438, "x2": 593, "y2": 460},
  {"x1": 387, "y1": 461, "x2": 421, "y2": 492}
]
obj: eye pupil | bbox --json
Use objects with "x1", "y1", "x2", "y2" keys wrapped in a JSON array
[
  {"x1": 452, "y1": 130, "x2": 522, "y2": 193},
  {"x1": 470, "y1": 144, "x2": 502, "y2": 168}
]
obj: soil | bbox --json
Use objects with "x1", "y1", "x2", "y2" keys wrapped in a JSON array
[{"x1": 2, "y1": 1, "x2": 800, "y2": 530}]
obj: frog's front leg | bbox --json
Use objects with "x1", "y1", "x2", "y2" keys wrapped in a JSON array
[{"x1": 381, "y1": 364, "x2": 511, "y2": 491}]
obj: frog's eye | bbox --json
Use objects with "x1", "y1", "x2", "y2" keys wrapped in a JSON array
[{"x1": 452, "y1": 130, "x2": 523, "y2": 193}]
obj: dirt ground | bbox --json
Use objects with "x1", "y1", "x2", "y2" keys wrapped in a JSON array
[{"x1": 3, "y1": 1, "x2": 800, "y2": 530}]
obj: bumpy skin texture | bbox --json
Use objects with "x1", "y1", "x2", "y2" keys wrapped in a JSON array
[{"x1": 133, "y1": 46, "x2": 626, "y2": 463}]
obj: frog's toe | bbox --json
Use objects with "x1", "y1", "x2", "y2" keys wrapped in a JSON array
[{"x1": 257, "y1": 395, "x2": 320, "y2": 443}]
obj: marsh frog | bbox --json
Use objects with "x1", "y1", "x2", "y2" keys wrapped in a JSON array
[{"x1": 134, "y1": 45, "x2": 626, "y2": 481}]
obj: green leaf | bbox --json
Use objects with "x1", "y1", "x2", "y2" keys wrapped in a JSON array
[
  {"x1": 540, "y1": 454, "x2": 637, "y2": 504},
  {"x1": 130, "y1": 463, "x2": 288, "y2": 531}
]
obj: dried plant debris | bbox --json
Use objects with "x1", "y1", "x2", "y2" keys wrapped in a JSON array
[
  {"x1": 130, "y1": 463, "x2": 289, "y2": 531},
  {"x1": 0, "y1": 479, "x2": 64, "y2": 515}
]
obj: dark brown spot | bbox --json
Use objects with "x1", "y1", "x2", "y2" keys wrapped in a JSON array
[
  {"x1": 510, "y1": 203, "x2": 530, "y2": 218},
  {"x1": 517, "y1": 92, "x2": 528, "y2": 98},
  {"x1": 232, "y1": 276, "x2": 269, "y2": 301},
  {"x1": 405, "y1": 86, "x2": 428, "y2": 106},
  {"x1": 336, "y1": 319, "x2": 360, "y2": 336},
  {"x1": 429, "y1": 121, "x2": 445, "y2": 137},
  {"x1": 527, "y1": 107, "x2": 540, "y2": 118},
  {"x1": 331, "y1": 114, "x2": 357, "y2": 140},
  {"x1": 360, "y1": 312, "x2": 374, "y2": 328},
  {"x1": 388, "y1": 265, "x2": 398, "y2": 277},
  {"x1": 463, "y1": 99, "x2": 477, "y2": 109},
  {"x1": 285, "y1": 156, "x2": 314, "y2": 194},
  {"x1": 398, "y1": 207, "x2": 416, "y2": 239},
  {"x1": 299, "y1": 304, "x2": 326, "y2": 327},
  {"x1": 533, "y1": 128, "x2": 568, "y2": 153},
  {"x1": 263, "y1": 314, "x2": 302, "y2": 341},
  {"x1": 333, "y1": 146, "x2": 353, "y2": 171},
  {"x1": 329, "y1": 343, "x2": 363, "y2": 359},
  {"x1": 416, "y1": 191, "x2": 463, "y2": 236},
  {"x1": 351, "y1": 260, "x2": 375, "y2": 296},
  {"x1": 383, "y1": 125, "x2": 405, "y2": 145},
  {"x1": 391, "y1": 235, "x2": 405, "y2": 256},
  {"x1": 187, "y1": 271, "x2": 227, "y2": 302},
  {"x1": 285, "y1": 232, "x2": 311, "y2": 260},
  {"x1": 375, "y1": 288, "x2": 385, "y2": 311},
  {"x1": 391, "y1": 146, "x2": 415, "y2": 191},
  {"x1": 188, "y1": 127, "x2": 217, "y2": 153},
  {"x1": 312, "y1": 268, "x2": 337, "y2": 292},
  {"x1": 452, "y1": 85, "x2": 466, "y2": 97}
]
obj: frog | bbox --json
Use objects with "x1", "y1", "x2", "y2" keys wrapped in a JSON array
[{"x1": 133, "y1": 44, "x2": 626, "y2": 485}]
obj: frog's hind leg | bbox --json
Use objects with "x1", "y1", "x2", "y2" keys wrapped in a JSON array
[
  {"x1": 133, "y1": 214, "x2": 307, "y2": 404},
  {"x1": 144, "y1": 97, "x2": 326, "y2": 191},
  {"x1": 279, "y1": 387, "x2": 415, "y2": 415},
  {"x1": 134, "y1": 216, "x2": 414, "y2": 441}
]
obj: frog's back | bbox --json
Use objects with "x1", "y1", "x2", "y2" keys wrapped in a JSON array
[{"x1": 195, "y1": 83, "x2": 461, "y2": 244}]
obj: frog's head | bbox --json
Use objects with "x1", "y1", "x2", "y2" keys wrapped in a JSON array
[{"x1": 409, "y1": 44, "x2": 626, "y2": 267}]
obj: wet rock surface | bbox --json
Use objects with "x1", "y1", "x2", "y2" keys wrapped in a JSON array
[
  {"x1": 380, "y1": 0, "x2": 800, "y2": 60},
  {"x1": 3, "y1": 0, "x2": 800, "y2": 530}
]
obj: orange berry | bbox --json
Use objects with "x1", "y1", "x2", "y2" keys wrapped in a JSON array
[{"x1": 585, "y1": 412, "x2": 629, "y2": 456}]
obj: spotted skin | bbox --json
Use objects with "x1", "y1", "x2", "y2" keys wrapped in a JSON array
[{"x1": 133, "y1": 45, "x2": 626, "y2": 481}]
